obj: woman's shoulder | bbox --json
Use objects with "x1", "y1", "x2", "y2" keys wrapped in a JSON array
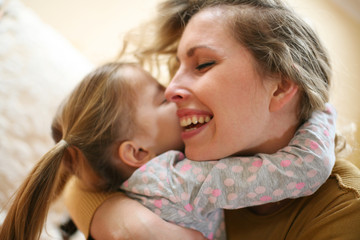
[{"x1": 331, "y1": 158, "x2": 360, "y2": 196}]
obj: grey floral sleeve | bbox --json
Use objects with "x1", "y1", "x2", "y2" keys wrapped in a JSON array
[{"x1": 121, "y1": 103, "x2": 336, "y2": 240}]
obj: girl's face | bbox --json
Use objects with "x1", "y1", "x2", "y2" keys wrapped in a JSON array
[
  {"x1": 134, "y1": 69, "x2": 184, "y2": 156},
  {"x1": 165, "y1": 8, "x2": 278, "y2": 160}
]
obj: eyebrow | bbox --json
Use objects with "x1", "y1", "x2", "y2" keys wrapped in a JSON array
[
  {"x1": 186, "y1": 45, "x2": 216, "y2": 57},
  {"x1": 175, "y1": 45, "x2": 218, "y2": 62}
]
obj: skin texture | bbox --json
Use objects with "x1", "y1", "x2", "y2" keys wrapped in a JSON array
[
  {"x1": 91, "y1": 193, "x2": 207, "y2": 240},
  {"x1": 132, "y1": 69, "x2": 184, "y2": 156},
  {"x1": 165, "y1": 7, "x2": 299, "y2": 161}
]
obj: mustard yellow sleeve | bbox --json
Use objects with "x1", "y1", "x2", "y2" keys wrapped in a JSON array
[{"x1": 63, "y1": 177, "x2": 122, "y2": 238}]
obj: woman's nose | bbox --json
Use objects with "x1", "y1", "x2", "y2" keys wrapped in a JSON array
[
  {"x1": 165, "y1": 83, "x2": 187, "y2": 103},
  {"x1": 165, "y1": 78, "x2": 190, "y2": 103}
]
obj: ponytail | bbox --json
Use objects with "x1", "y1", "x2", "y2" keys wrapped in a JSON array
[{"x1": 0, "y1": 140, "x2": 70, "y2": 240}]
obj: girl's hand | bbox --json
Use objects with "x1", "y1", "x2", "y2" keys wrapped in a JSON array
[{"x1": 90, "y1": 194, "x2": 207, "y2": 240}]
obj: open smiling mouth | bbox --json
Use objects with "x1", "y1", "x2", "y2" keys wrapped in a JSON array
[{"x1": 180, "y1": 115, "x2": 213, "y2": 131}]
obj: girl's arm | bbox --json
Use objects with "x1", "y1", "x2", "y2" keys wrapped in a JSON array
[
  {"x1": 123, "y1": 103, "x2": 336, "y2": 218},
  {"x1": 90, "y1": 194, "x2": 207, "y2": 240},
  {"x1": 63, "y1": 177, "x2": 206, "y2": 240}
]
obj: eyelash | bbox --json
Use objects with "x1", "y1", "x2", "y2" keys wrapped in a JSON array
[{"x1": 195, "y1": 61, "x2": 215, "y2": 71}]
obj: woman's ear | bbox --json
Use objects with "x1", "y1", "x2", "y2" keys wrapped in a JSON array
[
  {"x1": 118, "y1": 141, "x2": 154, "y2": 168},
  {"x1": 269, "y1": 77, "x2": 299, "y2": 112}
]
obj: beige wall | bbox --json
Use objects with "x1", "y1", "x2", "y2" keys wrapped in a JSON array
[{"x1": 22, "y1": 0, "x2": 360, "y2": 165}]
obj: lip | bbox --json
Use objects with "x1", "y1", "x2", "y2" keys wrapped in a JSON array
[
  {"x1": 181, "y1": 122, "x2": 210, "y2": 140},
  {"x1": 176, "y1": 108, "x2": 213, "y2": 118},
  {"x1": 176, "y1": 108, "x2": 213, "y2": 140}
]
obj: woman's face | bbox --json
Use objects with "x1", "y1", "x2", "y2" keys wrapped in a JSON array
[{"x1": 165, "y1": 8, "x2": 278, "y2": 160}]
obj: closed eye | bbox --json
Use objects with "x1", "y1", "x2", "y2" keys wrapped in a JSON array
[{"x1": 196, "y1": 61, "x2": 215, "y2": 72}]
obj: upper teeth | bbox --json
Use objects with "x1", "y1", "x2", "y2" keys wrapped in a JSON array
[{"x1": 180, "y1": 115, "x2": 211, "y2": 127}]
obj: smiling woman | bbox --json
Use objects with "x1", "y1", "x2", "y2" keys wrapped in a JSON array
[
  {"x1": 3, "y1": 0, "x2": 359, "y2": 239},
  {"x1": 60, "y1": 1, "x2": 360, "y2": 240},
  {"x1": 22, "y1": 1, "x2": 360, "y2": 164}
]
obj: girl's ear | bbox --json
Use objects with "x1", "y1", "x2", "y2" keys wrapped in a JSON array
[
  {"x1": 269, "y1": 77, "x2": 299, "y2": 112},
  {"x1": 63, "y1": 146, "x2": 80, "y2": 173},
  {"x1": 118, "y1": 141, "x2": 154, "y2": 168}
]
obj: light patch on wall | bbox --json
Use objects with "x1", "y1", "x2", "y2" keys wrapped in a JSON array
[{"x1": 332, "y1": 0, "x2": 360, "y2": 23}]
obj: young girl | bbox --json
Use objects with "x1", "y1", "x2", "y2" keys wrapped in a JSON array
[{"x1": 0, "y1": 62, "x2": 336, "y2": 240}]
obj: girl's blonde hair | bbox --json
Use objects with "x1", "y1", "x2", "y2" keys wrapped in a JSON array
[{"x1": 0, "y1": 62, "x2": 142, "y2": 240}]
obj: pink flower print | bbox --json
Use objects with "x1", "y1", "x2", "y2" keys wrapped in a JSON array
[
  {"x1": 227, "y1": 193, "x2": 238, "y2": 201},
  {"x1": 307, "y1": 169, "x2": 318, "y2": 178},
  {"x1": 260, "y1": 196, "x2": 272, "y2": 202},
  {"x1": 207, "y1": 233, "x2": 214, "y2": 240},
  {"x1": 224, "y1": 178, "x2": 235, "y2": 186},
  {"x1": 310, "y1": 140, "x2": 319, "y2": 150},
  {"x1": 197, "y1": 174, "x2": 206, "y2": 182},
  {"x1": 216, "y1": 162, "x2": 227, "y2": 169},
  {"x1": 247, "y1": 192, "x2": 257, "y2": 199},
  {"x1": 287, "y1": 182, "x2": 296, "y2": 190},
  {"x1": 139, "y1": 165, "x2": 146, "y2": 172},
  {"x1": 212, "y1": 189, "x2": 221, "y2": 197},
  {"x1": 180, "y1": 164, "x2": 192, "y2": 172},
  {"x1": 255, "y1": 186, "x2": 266, "y2": 194},
  {"x1": 231, "y1": 165, "x2": 243, "y2": 173},
  {"x1": 208, "y1": 196, "x2": 217, "y2": 204},
  {"x1": 273, "y1": 189, "x2": 284, "y2": 196},
  {"x1": 281, "y1": 159, "x2": 292, "y2": 167},
  {"x1": 154, "y1": 199, "x2": 162, "y2": 208},
  {"x1": 324, "y1": 129, "x2": 329, "y2": 136},
  {"x1": 252, "y1": 160, "x2": 263, "y2": 168},
  {"x1": 204, "y1": 187, "x2": 213, "y2": 195},
  {"x1": 247, "y1": 174, "x2": 257, "y2": 182},
  {"x1": 184, "y1": 204, "x2": 193, "y2": 212},
  {"x1": 296, "y1": 182, "x2": 305, "y2": 190},
  {"x1": 304, "y1": 154, "x2": 315, "y2": 163}
]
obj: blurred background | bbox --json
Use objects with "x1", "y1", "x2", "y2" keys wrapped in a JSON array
[{"x1": 19, "y1": 0, "x2": 360, "y2": 163}]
